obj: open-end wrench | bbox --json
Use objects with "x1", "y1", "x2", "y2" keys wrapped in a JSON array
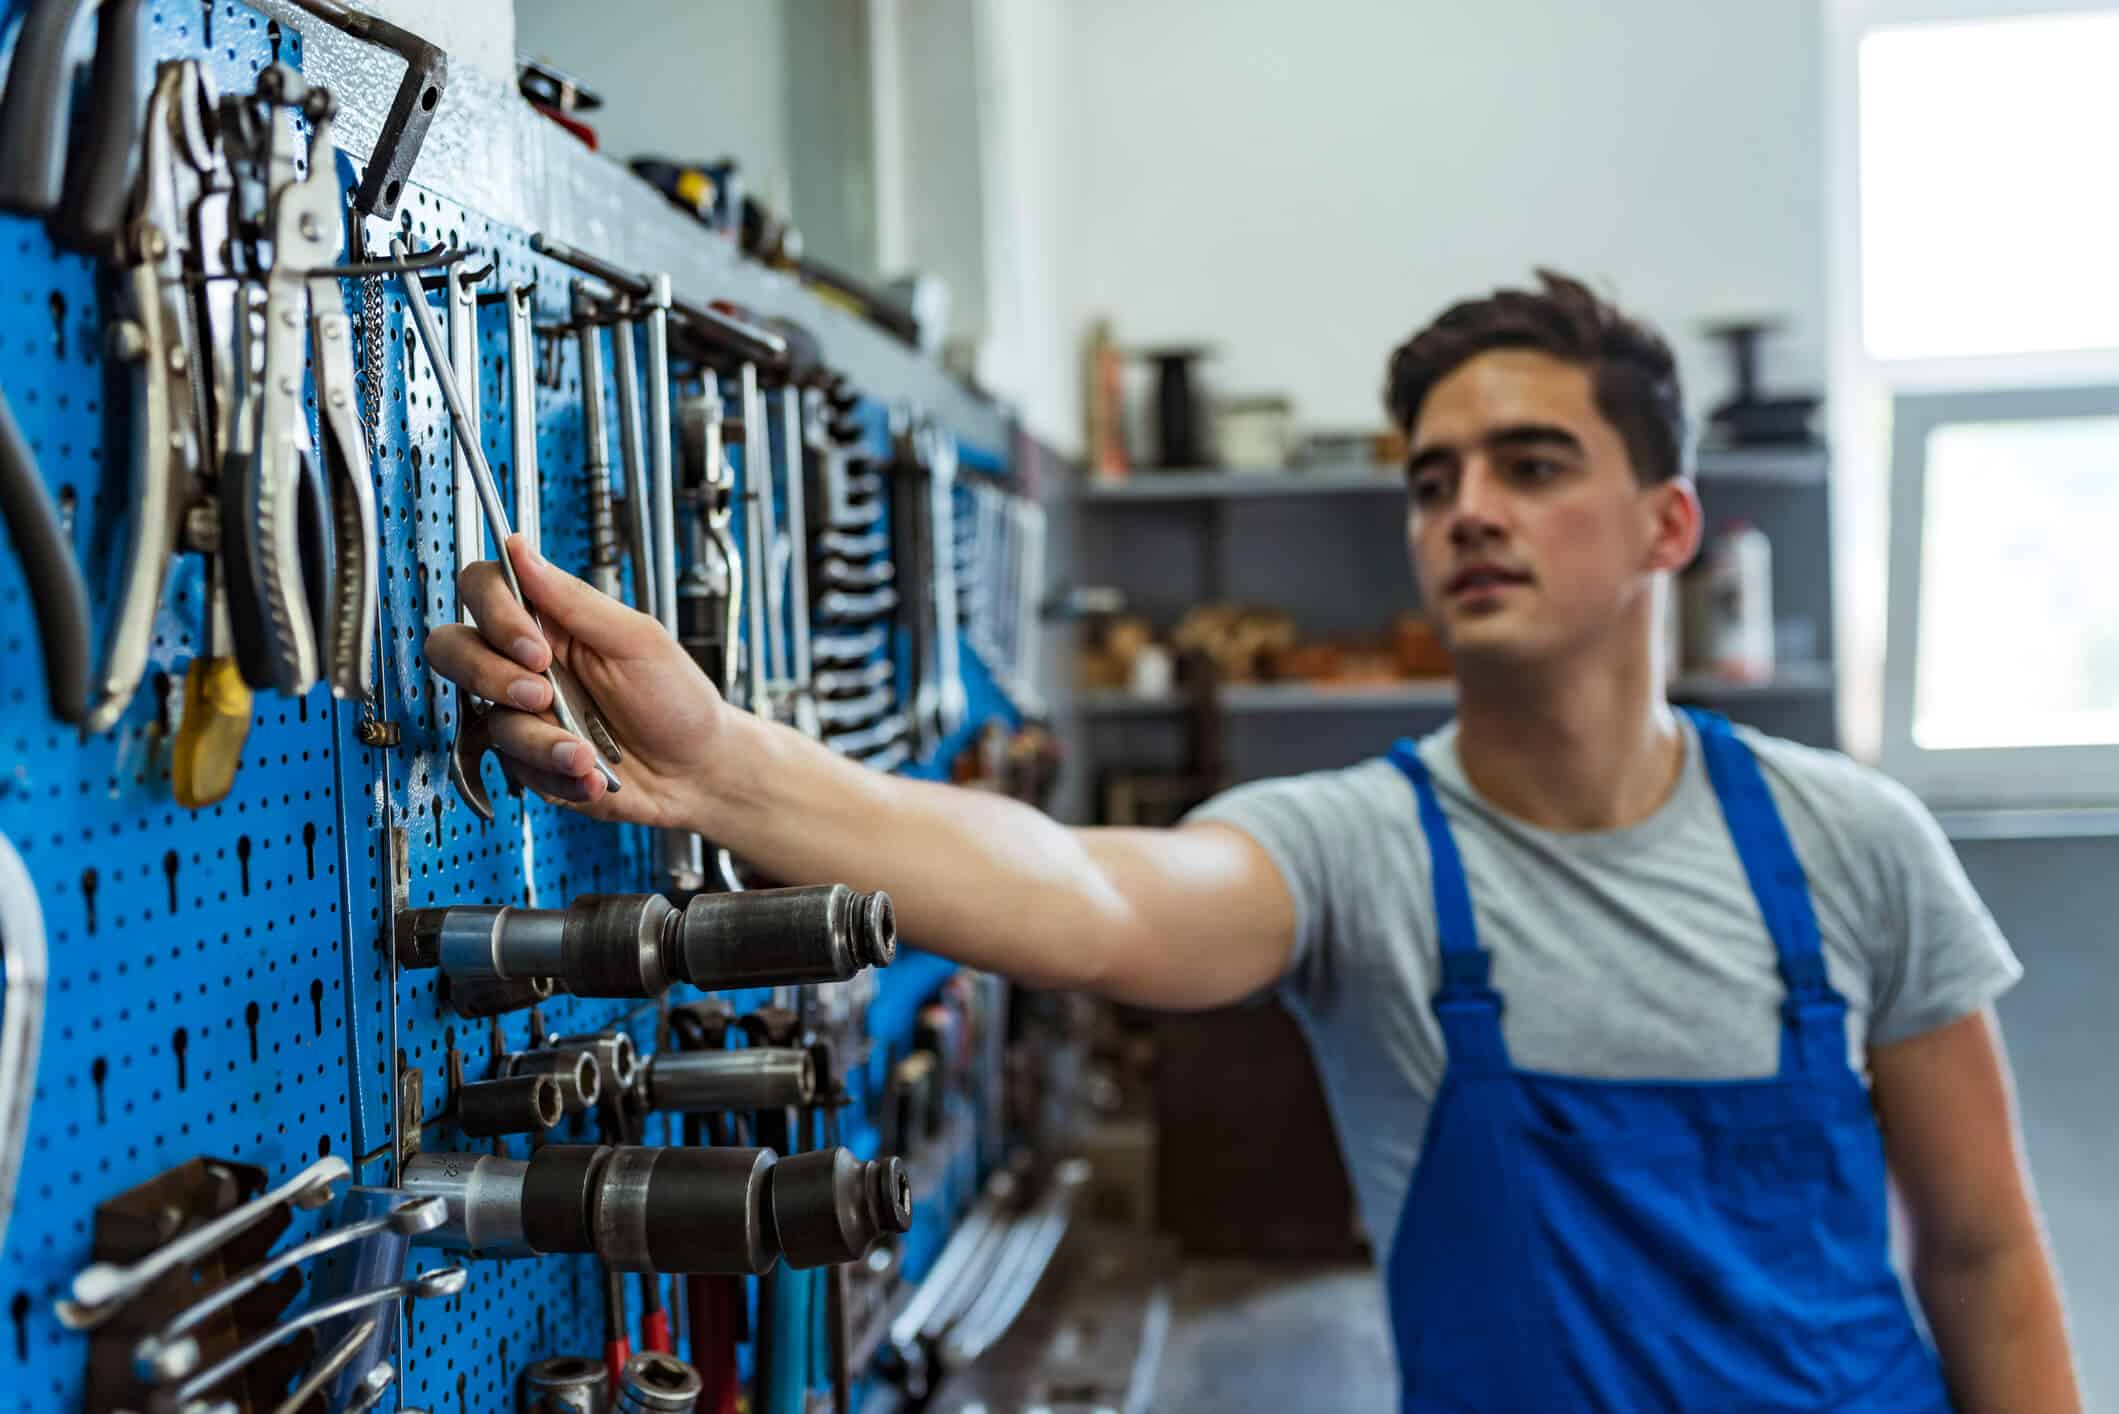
[
  {"x1": 815, "y1": 528, "x2": 886, "y2": 561},
  {"x1": 820, "y1": 713, "x2": 908, "y2": 760},
  {"x1": 818, "y1": 586, "x2": 899, "y2": 624},
  {"x1": 813, "y1": 659, "x2": 893, "y2": 699},
  {"x1": 815, "y1": 687, "x2": 897, "y2": 732},
  {"x1": 149, "y1": 1266, "x2": 467, "y2": 1412},
  {"x1": 810, "y1": 627, "x2": 886, "y2": 667},
  {"x1": 737, "y1": 364, "x2": 776, "y2": 717},
  {"x1": 777, "y1": 386, "x2": 820, "y2": 737},
  {"x1": 818, "y1": 557, "x2": 895, "y2": 593},
  {"x1": 572, "y1": 281, "x2": 624, "y2": 601},
  {"x1": 133, "y1": 1195, "x2": 447, "y2": 1383},
  {"x1": 394, "y1": 240, "x2": 622, "y2": 809},
  {"x1": 268, "y1": 1317, "x2": 376, "y2": 1414},
  {"x1": 607, "y1": 298, "x2": 656, "y2": 616},
  {"x1": 924, "y1": 423, "x2": 967, "y2": 735},
  {"x1": 508, "y1": 282, "x2": 542, "y2": 549},
  {"x1": 58, "y1": 1154, "x2": 349, "y2": 1330},
  {"x1": 644, "y1": 273, "x2": 679, "y2": 642}
]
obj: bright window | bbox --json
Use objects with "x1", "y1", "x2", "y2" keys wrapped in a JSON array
[
  {"x1": 1912, "y1": 415, "x2": 2119, "y2": 750},
  {"x1": 1858, "y1": 10, "x2": 2119, "y2": 362}
]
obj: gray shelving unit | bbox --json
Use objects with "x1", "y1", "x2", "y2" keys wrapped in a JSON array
[{"x1": 1058, "y1": 448, "x2": 1841, "y2": 816}]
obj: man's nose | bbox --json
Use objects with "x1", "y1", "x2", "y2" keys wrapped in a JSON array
[{"x1": 1447, "y1": 459, "x2": 1508, "y2": 547}]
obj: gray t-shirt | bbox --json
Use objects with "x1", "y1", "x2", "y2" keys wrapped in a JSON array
[{"x1": 1185, "y1": 715, "x2": 2022, "y2": 1260}]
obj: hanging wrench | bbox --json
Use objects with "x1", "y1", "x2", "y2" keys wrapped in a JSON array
[
  {"x1": 507, "y1": 282, "x2": 542, "y2": 550},
  {"x1": 607, "y1": 297, "x2": 656, "y2": 617},
  {"x1": 58, "y1": 1154, "x2": 349, "y2": 1330},
  {"x1": 132, "y1": 1195, "x2": 446, "y2": 1383},
  {"x1": 147, "y1": 1266, "x2": 467, "y2": 1412},
  {"x1": 393, "y1": 240, "x2": 622, "y2": 812},
  {"x1": 777, "y1": 385, "x2": 820, "y2": 737},
  {"x1": 572, "y1": 281, "x2": 625, "y2": 601}
]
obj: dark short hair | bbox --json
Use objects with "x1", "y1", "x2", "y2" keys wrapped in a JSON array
[{"x1": 1383, "y1": 270, "x2": 1688, "y2": 484}]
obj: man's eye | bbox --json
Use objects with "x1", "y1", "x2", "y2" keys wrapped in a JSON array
[
  {"x1": 1512, "y1": 456, "x2": 1563, "y2": 481},
  {"x1": 1409, "y1": 475, "x2": 1448, "y2": 506}
]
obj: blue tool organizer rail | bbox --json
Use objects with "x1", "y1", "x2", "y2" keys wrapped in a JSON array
[{"x1": 0, "y1": 5, "x2": 1014, "y2": 1408}]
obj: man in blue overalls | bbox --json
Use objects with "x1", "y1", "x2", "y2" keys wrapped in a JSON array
[{"x1": 431, "y1": 272, "x2": 2080, "y2": 1409}]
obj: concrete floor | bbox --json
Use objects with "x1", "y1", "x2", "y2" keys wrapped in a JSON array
[{"x1": 1151, "y1": 1261, "x2": 1397, "y2": 1413}]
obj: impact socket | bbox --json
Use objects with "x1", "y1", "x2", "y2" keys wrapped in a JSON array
[
  {"x1": 501, "y1": 1049, "x2": 604, "y2": 1114},
  {"x1": 520, "y1": 1355, "x2": 608, "y2": 1413},
  {"x1": 768, "y1": 1149, "x2": 912, "y2": 1269},
  {"x1": 592, "y1": 1146, "x2": 778, "y2": 1275},
  {"x1": 615, "y1": 1352, "x2": 702, "y2": 1412},
  {"x1": 456, "y1": 1074, "x2": 564, "y2": 1138},
  {"x1": 635, "y1": 1048, "x2": 816, "y2": 1115}
]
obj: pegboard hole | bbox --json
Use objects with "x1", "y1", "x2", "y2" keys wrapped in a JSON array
[
  {"x1": 171, "y1": 1027, "x2": 189, "y2": 1091},
  {"x1": 310, "y1": 979, "x2": 325, "y2": 1037},
  {"x1": 163, "y1": 850, "x2": 180, "y2": 913},
  {"x1": 245, "y1": 1002, "x2": 261, "y2": 1062},
  {"x1": 302, "y1": 821, "x2": 318, "y2": 879},
  {"x1": 236, "y1": 834, "x2": 252, "y2": 895},
  {"x1": 8, "y1": 1291, "x2": 26, "y2": 1362},
  {"x1": 79, "y1": 868, "x2": 98, "y2": 935},
  {"x1": 90, "y1": 1057, "x2": 107, "y2": 1124}
]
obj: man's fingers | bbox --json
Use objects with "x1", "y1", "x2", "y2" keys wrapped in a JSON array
[
  {"x1": 513, "y1": 762, "x2": 602, "y2": 806},
  {"x1": 425, "y1": 625, "x2": 553, "y2": 712},
  {"x1": 457, "y1": 561, "x2": 552, "y2": 672},
  {"x1": 486, "y1": 708, "x2": 607, "y2": 793},
  {"x1": 508, "y1": 535, "x2": 662, "y2": 658}
]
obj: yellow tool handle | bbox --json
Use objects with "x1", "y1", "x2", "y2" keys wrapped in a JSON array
[{"x1": 172, "y1": 656, "x2": 253, "y2": 809}]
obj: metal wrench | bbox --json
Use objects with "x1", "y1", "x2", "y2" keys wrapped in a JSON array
[
  {"x1": 607, "y1": 298, "x2": 657, "y2": 617},
  {"x1": 393, "y1": 240, "x2": 623, "y2": 803},
  {"x1": 58, "y1": 1154, "x2": 349, "y2": 1329},
  {"x1": 507, "y1": 282, "x2": 542, "y2": 549},
  {"x1": 132, "y1": 1195, "x2": 446, "y2": 1383},
  {"x1": 572, "y1": 281, "x2": 625, "y2": 601},
  {"x1": 149, "y1": 1266, "x2": 467, "y2": 1412},
  {"x1": 778, "y1": 386, "x2": 820, "y2": 737}
]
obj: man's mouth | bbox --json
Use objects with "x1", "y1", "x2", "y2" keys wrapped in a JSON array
[{"x1": 1444, "y1": 565, "x2": 1533, "y2": 597}]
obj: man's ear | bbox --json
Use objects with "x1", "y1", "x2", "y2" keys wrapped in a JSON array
[{"x1": 1645, "y1": 476, "x2": 1704, "y2": 574}]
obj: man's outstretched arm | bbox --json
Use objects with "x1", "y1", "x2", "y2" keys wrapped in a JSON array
[{"x1": 424, "y1": 537, "x2": 1295, "y2": 1010}]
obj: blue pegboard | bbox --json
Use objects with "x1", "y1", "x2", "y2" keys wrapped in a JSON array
[{"x1": 0, "y1": 4, "x2": 1019, "y2": 1407}]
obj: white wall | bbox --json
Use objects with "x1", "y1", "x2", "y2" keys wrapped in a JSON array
[
  {"x1": 1048, "y1": 0, "x2": 1827, "y2": 453},
  {"x1": 514, "y1": 0, "x2": 794, "y2": 210}
]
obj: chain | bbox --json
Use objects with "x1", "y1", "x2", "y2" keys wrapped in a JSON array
[{"x1": 361, "y1": 270, "x2": 385, "y2": 451}]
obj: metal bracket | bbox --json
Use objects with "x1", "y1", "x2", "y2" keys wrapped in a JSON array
[
  {"x1": 281, "y1": 0, "x2": 449, "y2": 221},
  {"x1": 397, "y1": 1068, "x2": 423, "y2": 1165}
]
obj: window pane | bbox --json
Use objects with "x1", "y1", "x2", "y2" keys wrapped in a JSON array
[
  {"x1": 1914, "y1": 415, "x2": 2119, "y2": 749},
  {"x1": 1859, "y1": 12, "x2": 2119, "y2": 361}
]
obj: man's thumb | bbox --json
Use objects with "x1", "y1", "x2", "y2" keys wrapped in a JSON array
[{"x1": 508, "y1": 535, "x2": 658, "y2": 654}]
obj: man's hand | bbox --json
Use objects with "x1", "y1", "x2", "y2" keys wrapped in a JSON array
[{"x1": 424, "y1": 535, "x2": 725, "y2": 828}]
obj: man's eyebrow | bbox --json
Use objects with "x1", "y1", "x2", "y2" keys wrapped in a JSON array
[
  {"x1": 1406, "y1": 423, "x2": 1584, "y2": 476},
  {"x1": 1486, "y1": 423, "x2": 1585, "y2": 455}
]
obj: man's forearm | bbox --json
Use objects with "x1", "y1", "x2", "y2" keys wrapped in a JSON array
[
  {"x1": 695, "y1": 710, "x2": 1130, "y2": 991},
  {"x1": 1917, "y1": 1234, "x2": 2080, "y2": 1413}
]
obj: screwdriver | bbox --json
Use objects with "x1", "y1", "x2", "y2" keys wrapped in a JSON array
[
  {"x1": 391, "y1": 240, "x2": 621, "y2": 794},
  {"x1": 171, "y1": 565, "x2": 253, "y2": 809}
]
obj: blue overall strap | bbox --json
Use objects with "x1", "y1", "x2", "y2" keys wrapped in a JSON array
[
  {"x1": 1685, "y1": 709, "x2": 1847, "y2": 1075},
  {"x1": 1385, "y1": 740, "x2": 1511, "y2": 1072}
]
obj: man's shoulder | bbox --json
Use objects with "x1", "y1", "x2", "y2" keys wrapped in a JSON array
[
  {"x1": 1732, "y1": 723, "x2": 1938, "y2": 854},
  {"x1": 1186, "y1": 755, "x2": 1413, "y2": 835}
]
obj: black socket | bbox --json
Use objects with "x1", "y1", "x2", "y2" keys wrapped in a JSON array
[
  {"x1": 523, "y1": 1144, "x2": 612, "y2": 1254},
  {"x1": 640, "y1": 1146, "x2": 778, "y2": 1275}
]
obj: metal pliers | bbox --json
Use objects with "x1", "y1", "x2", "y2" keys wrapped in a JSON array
[
  {"x1": 221, "y1": 67, "x2": 376, "y2": 702},
  {"x1": 83, "y1": 60, "x2": 215, "y2": 734}
]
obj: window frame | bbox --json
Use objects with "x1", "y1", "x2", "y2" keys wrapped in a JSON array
[
  {"x1": 1880, "y1": 384, "x2": 2119, "y2": 806},
  {"x1": 1825, "y1": 0, "x2": 2119, "y2": 804}
]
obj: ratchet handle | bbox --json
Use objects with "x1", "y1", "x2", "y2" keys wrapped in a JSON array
[{"x1": 51, "y1": 0, "x2": 148, "y2": 250}]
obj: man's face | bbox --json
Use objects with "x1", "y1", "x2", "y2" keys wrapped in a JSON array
[{"x1": 1404, "y1": 349, "x2": 1695, "y2": 667}]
